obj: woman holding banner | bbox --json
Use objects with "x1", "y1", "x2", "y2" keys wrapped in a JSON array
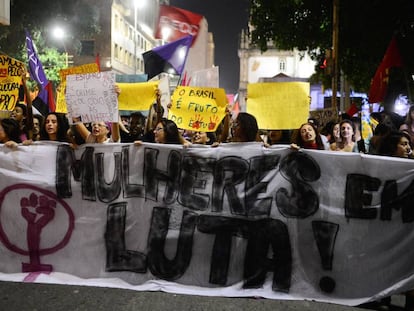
[
  {"x1": 378, "y1": 131, "x2": 412, "y2": 158},
  {"x1": 230, "y1": 112, "x2": 260, "y2": 143},
  {"x1": 71, "y1": 84, "x2": 121, "y2": 144},
  {"x1": 74, "y1": 121, "x2": 120, "y2": 144},
  {"x1": 0, "y1": 118, "x2": 22, "y2": 149},
  {"x1": 135, "y1": 118, "x2": 182, "y2": 145},
  {"x1": 10, "y1": 103, "x2": 29, "y2": 142},
  {"x1": 191, "y1": 131, "x2": 216, "y2": 145},
  {"x1": 39, "y1": 112, "x2": 70, "y2": 142},
  {"x1": 399, "y1": 105, "x2": 414, "y2": 148},
  {"x1": 23, "y1": 112, "x2": 69, "y2": 145},
  {"x1": 330, "y1": 119, "x2": 358, "y2": 152},
  {"x1": 290, "y1": 122, "x2": 326, "y2": 150}
]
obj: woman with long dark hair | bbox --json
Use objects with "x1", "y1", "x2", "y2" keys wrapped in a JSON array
[
  {"x1": 152, "y1": 118, "x2": 181, "y2": 144},
  {"x1": 378, "y1": 131, "x2": 412, "y2": 158},
  {"x1": 134, "y1": 118, "x2": 187, "y2": 145},
  {"x1": 400, "y1": 104, "x2": 414, "y2": 145},
  {"x1": 231, "y1": 112, "x2": 260, "y2": 142},
  {"x1": 291, "y1": 122, "x2": 325, "y2": 150},
  {"x1": 40, "y1": 112, "x2": 70, "y2": 142},
  {"x1": 0, "y1": 118, "x2": 22, "y2": 149}
]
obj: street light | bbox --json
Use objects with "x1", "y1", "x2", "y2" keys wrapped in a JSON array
[
  {"x1": 52, "y1": 26, "x2": 68, "y2": 67},
  {"x1": 134, "y1": 0, "x2": 145, "y2": 74},
  {"x1": 331, "y1": 0, "x2": 339, "y2": 114}
]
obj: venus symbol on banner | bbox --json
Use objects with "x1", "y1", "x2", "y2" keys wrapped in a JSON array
[{"x1": 0, "y1": 184, "x2": 75, "y2": 273}]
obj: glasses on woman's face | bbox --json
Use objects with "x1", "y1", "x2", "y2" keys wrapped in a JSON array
[
  {"x1": 93, "y1": 123, "x2": 107, "y2": 128},
  {"x1": 154, "y1": 126, "x2": 164, "y2": 132}
]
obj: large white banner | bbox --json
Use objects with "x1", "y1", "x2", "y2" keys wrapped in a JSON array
[{"x1": 0, "y1": 142, "x2": 413, "y2": 306}]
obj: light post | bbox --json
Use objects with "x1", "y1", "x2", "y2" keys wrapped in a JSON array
[
  {"x1": 331, "y1": 0, "x2": 339, "y2": 115},
  {"x1": 133, "y1": 0, "x2": 145, "y2": 74},
  {"x1": 134, "y1": 1, "x2": 137, "y2": 74},
  {"x1": 52, "y1": 26, "x2": 68, "y2": 67}
]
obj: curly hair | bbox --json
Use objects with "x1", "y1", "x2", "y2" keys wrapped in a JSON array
[
  {"x1": 0, "y1": 118, "x2": 21, "y2": 143},
  {"x1": 40, "y1": 112, "x2": 70, "y2": 142}
]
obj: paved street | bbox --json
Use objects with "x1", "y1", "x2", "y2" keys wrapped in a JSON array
[{"x1": 0, "y1": 281, "x2": 368, "y2": 311}]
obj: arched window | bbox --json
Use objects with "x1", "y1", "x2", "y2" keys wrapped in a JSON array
[{"x1": 279, "y1": 59, "x2": 286, "y2": 72}]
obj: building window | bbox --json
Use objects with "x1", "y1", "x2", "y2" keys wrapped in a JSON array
[
  {"x1": 114, "y1": 44, "x2": 119, "y2": 59},
  {"x1": 124, "y1": 21, "x2": 128, "y2": 37},
  {"x1": 279, "y1": 59, "x2": 286, "y2": 72},
  {"x1": 114, "y1": 14, "x2": 119, "y2": 31}
]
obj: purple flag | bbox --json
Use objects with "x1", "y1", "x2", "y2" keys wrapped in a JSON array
[
  {"x1": 25, "y1": 30, "x2": 55, "y2": 112},
  {"x1": 25, "y1": 31, "x2": 48, "y2": 97},
  {"x1": 143, "y1": 35, "x2": 192, "y2": 79}
]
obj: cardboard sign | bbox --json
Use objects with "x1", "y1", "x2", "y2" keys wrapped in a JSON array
[
  {"x1": 247, "y1": 82, "x2": 310, "y2": 129},
  {"x1": 56, "y1": 63, "x2": 99, "y2": 113},
  {"x1": 0, "y1": 54, "x2": 24, "y2": 110},
  {"x1": 65, "y1": 71, "x2": 118, "y2": 123},
  {"x1": 117, "y1": 82, "x2": 158, "y2": 111},
  {"x1": 169, "y1": 86, "x2": 227, "y2": 131}
]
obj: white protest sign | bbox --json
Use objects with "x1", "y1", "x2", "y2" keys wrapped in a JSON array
[{"x1": 65, "y1": 71, "x2": 118, "y2": 123}]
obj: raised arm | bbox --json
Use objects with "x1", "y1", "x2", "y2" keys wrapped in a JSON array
[
  {"x1": 74, "y1": 120, "x2": 91, "y2": 141},
  {"x1": 111, "y1": 122, "x2": 120, "y2": 143}
]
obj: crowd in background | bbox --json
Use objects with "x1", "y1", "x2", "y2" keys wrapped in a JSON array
[
  {"x1": 2, "y1": 81, "x2": 414, "y2": 163},
  {"x1": 1, "y1": 69, "x2": 413, "y2": 164}
]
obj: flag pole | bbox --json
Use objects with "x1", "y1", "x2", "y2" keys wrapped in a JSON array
[
  {"x1": 400, "y1": 39, "x2": 413, "y2": 103},
  {"x1": 21, "y1": 69, "x2": 33, "y2": 140},
  {"x1": 331, "y1": 0, "x2": 339, "y2": 116}
]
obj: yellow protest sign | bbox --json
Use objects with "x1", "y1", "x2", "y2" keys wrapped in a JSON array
[
  {"x1": 56, "y1": 63, "x2": 99, "y2": 113},
  {"x1": 247, "y1": 82, "x2": 310, "y2": 130},
  {"x1": 169, "y1": 86, "x2": 227, "y2": 132},
  {"x1": 117, "y1": 82, "x2": 158, "y2": 111},
  {"x1": 0, "y1": 55, "x2": 24, "y2": 111}
]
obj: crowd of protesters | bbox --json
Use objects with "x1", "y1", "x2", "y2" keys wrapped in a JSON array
[{"x1": 2, "y1": 71, "x2": 414, "y2": 163}]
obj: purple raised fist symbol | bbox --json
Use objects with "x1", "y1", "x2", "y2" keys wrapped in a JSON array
[
  {"x1": 0, "y1": 184, "x2": 75, "y2": 274},
  {"x1": 21, "y1": 193, "x2": 56, "y2": 272}
]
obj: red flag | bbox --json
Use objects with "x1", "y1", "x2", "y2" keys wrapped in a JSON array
[
  {"x1": 95, "y1": 53, "x2": 101, "y2": 72},
  {"x1": 155, "y1": 5, "x2": 202, "y2": 45},
  {"x1": 45, "y1": 82, "x2": 56, "y2": 112},
  {"x1": 368, "y1": 37, "x2": 403, "y2": 103},
  {"x1": 180, "y1": 71, "x2": 191, "y2": 86},
  {"x1": 346, "y1": 102, "x2": 359, "y2": 116}
]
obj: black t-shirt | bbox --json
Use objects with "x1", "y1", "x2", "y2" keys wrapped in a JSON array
[{"x1": 120, "y1": 130, "x2": 144, "y2": 143}]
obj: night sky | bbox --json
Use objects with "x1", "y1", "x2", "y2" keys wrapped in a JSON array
[{"x1": 170, "y1": 0, "x2": 250, "y2": 94}]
